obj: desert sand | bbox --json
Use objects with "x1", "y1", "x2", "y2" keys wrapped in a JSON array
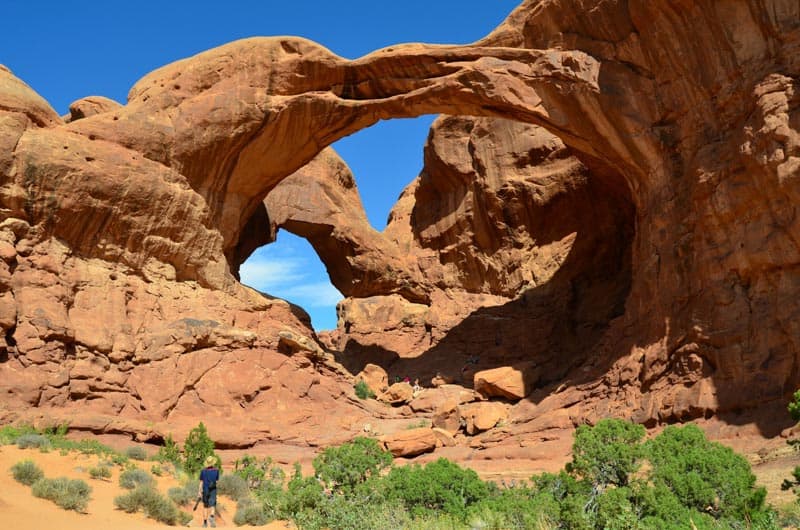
[{"x1": 0, "y1": 445, "x2": 293, "y2": 530}]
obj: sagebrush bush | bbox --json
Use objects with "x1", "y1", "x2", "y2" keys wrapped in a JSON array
[
  {"x1": 114, "y1": 485, "x2": 191, "y2": 525},
  {"x1": 234, "y1": 499, "x2": 273, "y2": 526},
  {"x1": 89, "y1": 465, "x2": 112, "y2": 480},
  {"x1": 32, "y1": 476, "x2": 92, "y2": 512},
  {"x1": 125, "y1": 445, "x2": 148, "y2": 461},
  {"x1": 11, "y1": 459, "x2": 44, "y2": 486},
  {"x1": 0, "y1": 424, "x2": 38, "y2": 445},
  {"x1": 16, "y1": 433, "x2": 51, "y2": 450},
  {"x1": 167, "y1": 481, "x2": 197, "y2": 507},
  {"x1": 119, "y1": 467, "x2": 155, "y2": 490},
  {"x1": 217, "y1": 472, "x2": 250, "y2": 501}
]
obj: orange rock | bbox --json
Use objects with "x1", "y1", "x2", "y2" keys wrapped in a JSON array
[
  {"x1": 66, "y1": 96, "x2": 122, "y2": 122},
  {"x1": 474, "y1": 364, "x2": 538, "y2": 401},
  {"x1": 355, "y1": 364, "x2": 388, "y2": 395},
  {"x1": 381, "y1": 428, "x2": 437, "y2": 457},
  {"x1": 409, "y1": 384, "x2": 481, "y2": 413},
  {"x1": 431, "y1": 399, "x2": 462, "y2": 435},
  {"x1": 378, "y1": 382, "x2": 414, "y2": 405},
  {"x1": 1, "y1": 0, "x2": 799, "y2": 457},
  {"x1": 431, "y1": 427, "x2": 456, "y2": 448},
  {"x1": 459, "y1": 402, "x2": 508, "y2": 435}
]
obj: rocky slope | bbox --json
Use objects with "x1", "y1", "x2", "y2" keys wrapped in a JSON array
[{"x1": 1, "y1": 0, "x2": 799, "y2": 467}]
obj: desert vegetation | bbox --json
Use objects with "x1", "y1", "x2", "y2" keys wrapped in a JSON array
[
  {"x1": 2, "y1": 418, "x2": 785, "y2": 528},
  {"x1": 11, "y1": 457, "x2": 91, "y2": 513},
  {"x1": 217, "y1": 420, "x2": 775, "y2": 529}
]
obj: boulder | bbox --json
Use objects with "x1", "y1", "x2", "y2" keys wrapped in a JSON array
[
  {"x1": 355, "y1": 363, "x2": 389, "y2": 395},
  {"x1": 409, "y1": 384, "x2": 481, "y2": 413},
  {"x1": 473, "y1": 364, "x2": 538, "y2": 401},
  {"x1": 459, "y1": 402, "x2": 508, "y2": 435},
  {"x1": 378, "y1": 382, "x2": 414, "y2": 405},
  {"x1": 278, "y1": 330, "x2": 325, "y2": 360},
  {"x1": 431, "y1": 427, "x2": 456, "y2": 448},
  {"x1": 431, "y1": 399, "x2": 462, "y2": 435},
  {"x1": 381, "y1": 428, "x2": 437, "y2": 457},
  {"x1": 66, "y1": 96, "x2": 122, "y2": 122}
]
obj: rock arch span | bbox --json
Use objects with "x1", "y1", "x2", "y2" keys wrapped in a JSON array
[{"x1": 0, "y1": 0, "x2": 799, "y2": 450}]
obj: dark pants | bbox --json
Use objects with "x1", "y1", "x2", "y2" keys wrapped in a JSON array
[{"x1": 202, "y1": 489, "x2": 217, "y2": 508}]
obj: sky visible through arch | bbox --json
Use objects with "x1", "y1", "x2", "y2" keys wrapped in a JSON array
[{"x1": 2, "y1": 0, "x2": 521, "y2": 330}]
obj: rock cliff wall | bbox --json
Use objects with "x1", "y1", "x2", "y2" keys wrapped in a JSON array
[{"x1": 1, "y1": 0, "x2": 799, "y2": 454}]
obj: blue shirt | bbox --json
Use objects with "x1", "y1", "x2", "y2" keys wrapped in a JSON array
[{"x1": 199, "y1": 467, "x2": 219, "y2": 493}]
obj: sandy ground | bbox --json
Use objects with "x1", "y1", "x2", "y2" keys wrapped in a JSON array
[{"x1": 0, "y1": 445, "x2": 294, "y2": 530}]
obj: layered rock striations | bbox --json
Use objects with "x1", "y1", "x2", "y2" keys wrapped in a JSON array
[{"x1": 1, "y1": 0, "x2": 799, "y2": 460}]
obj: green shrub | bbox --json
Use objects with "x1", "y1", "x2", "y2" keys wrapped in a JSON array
[
  {"x1": 468, "y1": 486, "x2": 559, "y2": 530},
  {"x1": 125, "y1": 445, "x2": 148, "y2": 461},
  {"x1": 119, "y1": 468, "x2": 155, "y2": 489},
  {"x1": 168, "y1": 481, "x2": 197, "y2": 507},
  {"x1": 183, "y1": 422, "x2": 218, "y2": 476},
  {"x1": 567, "y1": 418, "x2": 645, "y2": 488},
  {"x1": 312, "y1": 437, "x2": 392, "y2": 495},
  {"x1": 11, "y1": 459, "x2": 44, "y2": 486},
  {"x1": 789, "y1": 389, "x2": 800, "y2": 422},
  {"x1": 234, "y1": 454, "x2": 286, "y2": 490},
  {"x1": 114, "y1": 485, "x2": 191, "y2": 525},
  {"x1": 109, "y1": 453, "x2": 129, "y2": 466},
  {"x1": 319, "y1": 495, "x2": 414, "y2": 530},
  {"x1": 16, "y1": 433, "x2": 52, "y2": 450},
  {"x1": 156, "y1": 433, "x2": 181, "y2": 465},
  {"x1": 645, "y1": 424, "x2": 768, "y2": 521},
  {"x1": 0, "y1": 424, "x2": 38, "y2": 445},
  {"x1": 354, "y1": 380, "x2": 375, "y2": 400},
  {"x1": 777, "y1": 502, "x2": 800, "y2": 529},
  {"x1": 282, "y1": 463, "x2": 326, "y2": 521},
  {"x1": 32, "y1": 476, "x2": 92, "y2": 512},
  {"x1": 218, "y1": 472, "x2": 250, "y2": 501},
  {"x1": 89, "y1": 465, "x2": 112, "y2": 480},
  {"x1": 382, "y1": 458, "x2": 491, "y2": 520}
]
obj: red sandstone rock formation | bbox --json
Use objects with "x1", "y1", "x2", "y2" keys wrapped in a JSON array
[{"x1": 0, "y1": 1, "x2": 798, "y2": 471}]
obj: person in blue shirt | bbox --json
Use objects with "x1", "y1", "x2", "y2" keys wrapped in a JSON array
[{"x1": 198, "y1": 455, "x2": 220, "y2": 528}]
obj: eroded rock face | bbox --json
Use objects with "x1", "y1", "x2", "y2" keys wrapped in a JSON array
[{"x1": 0, "y1": 0, "x2": 799, "y2": 464}]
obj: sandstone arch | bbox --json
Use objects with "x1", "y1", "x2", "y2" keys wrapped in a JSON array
[{"x1": 1, "y1": 0, "x2": 799, "y2": 451}]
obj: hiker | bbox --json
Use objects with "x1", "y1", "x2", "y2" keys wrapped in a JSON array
[{"x1": 198, "y1": 455, "x2": 220, "y2": 528}]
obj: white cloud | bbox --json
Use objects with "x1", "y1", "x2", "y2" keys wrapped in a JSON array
[
  {"x1": 239, "y1": 256, "x2": 306, "y2": 292},
  {"x1": 238, "y1": 234, "x2": 342, "y2": 330},
  {"x1": 282, "y1": 282, "x2": 344, "y2": 307},
  {"x1": 239, "y1": 257, "x2": 342, "y2": 307}
]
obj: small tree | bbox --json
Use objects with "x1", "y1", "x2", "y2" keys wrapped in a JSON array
[
  {"x1": 567, "y1": 418, "x2": 645, "y2": 488},
  {"x1": 789, "y1": 389, "x2": 800, "y2": 422},
  {"x1": 382, "y1": 458, "x2": 491, "y2": 520},
  {"x1": 312, "y1": 437, "x2": 392, "y2": 495},
  {"x1": 784, "y1": 390, "x2": 800, "y2": 499},
  {"x1": 183, "y1": 422, "x2": 219, "y2": 477},
  {"x1": 156, "y1": 433, "x2": 181, "y2": 465},
  {"x1": 645, "y1": 424, "x2": 767, "y2": 521}
]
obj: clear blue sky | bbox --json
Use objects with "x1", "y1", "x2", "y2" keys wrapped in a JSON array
[{"x1": 2, "y1": 0, "x2": 520, "y2": 330}]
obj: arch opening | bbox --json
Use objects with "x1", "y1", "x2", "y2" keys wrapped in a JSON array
[
  {"x1": 237, "y1": 115, "x2": 438, "y2": 330},
  {"x1": 239, "y1": 231, "x2": 343, "y2": 331}
]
